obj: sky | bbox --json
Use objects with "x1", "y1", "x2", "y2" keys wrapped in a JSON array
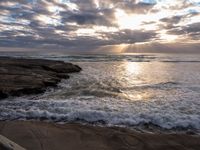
[{"x1": 0, "y1": 0, "x2": 200, "y2": 53}]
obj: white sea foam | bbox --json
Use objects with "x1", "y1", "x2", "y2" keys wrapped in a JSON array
[
  {"x1": 1, "y1": 54, "x2": 200, "y2": 132},
  {"x1": 1, "y1": 94, "x2": 200, "y2": 130}
]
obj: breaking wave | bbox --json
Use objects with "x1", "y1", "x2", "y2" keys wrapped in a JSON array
[
  {"x1": 1, "y1": 96, "x2": 200, "y2": 132},
  {"x1": 1, "y1": 54, "x2": 200, "y2": 133}
]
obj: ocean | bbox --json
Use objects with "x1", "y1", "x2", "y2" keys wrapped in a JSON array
[{"x1": 1, "y1": 53, "x2": 200, "y2": 133}]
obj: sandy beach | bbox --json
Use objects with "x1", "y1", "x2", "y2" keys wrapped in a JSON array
[{"x1": 0, "y1": 121, "x2": 200, "y2": 150}]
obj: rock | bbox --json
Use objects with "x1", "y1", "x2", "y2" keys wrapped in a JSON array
[
  {"x1": 0, "y1": 57, "x2": 81, "y2": 99},
  {"x1": 0, "y1": 134, "x2": 26, "y2": 150}
]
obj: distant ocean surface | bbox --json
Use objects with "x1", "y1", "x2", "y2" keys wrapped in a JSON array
[{"x1": 1, "y1": 53, "x2": 200, "y2": 133}]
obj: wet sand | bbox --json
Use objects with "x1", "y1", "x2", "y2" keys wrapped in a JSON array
[{"x1": 0, "y1": 121, "x2": 200, "y2": 150}]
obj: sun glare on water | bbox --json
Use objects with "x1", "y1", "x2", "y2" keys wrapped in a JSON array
[{"x1": 126, "y1": 62, "x2": 141, "y2": 75}]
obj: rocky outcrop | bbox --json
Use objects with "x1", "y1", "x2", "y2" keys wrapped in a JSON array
[
  {"x1": 1, "y1": 121, "x2": 200, "y2": 150},
  {"x1": 0, "y1": 57, "x2": 81, "y2": 99}
]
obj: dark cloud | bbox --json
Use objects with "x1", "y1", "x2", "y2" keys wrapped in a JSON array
[
  {"x1": 0, "y1": 0, "x2": 199, "y2": 52},
  {"x1": 118, "y1": 1, "x2": 156, "y2": 14},
  {"x1": 61, "y1": 9, "x2": 116, "y2": 26},
  {"x1": 124, "y1": 42, "x2": 200, "y2": 53},
  {"x1": 167, "y1": 22, "x2": 200, "y2": 39},
  {"x1": 106, "y1": 29, "x2": 156, "y2": 44},
  {"x1": 160, "y1": 16, "x2": 182, "y2": 25},
  {"x1": 184, "y1": 22, "x2": 200, "y2": 33}
]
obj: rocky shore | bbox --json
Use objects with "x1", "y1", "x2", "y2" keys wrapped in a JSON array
[
  {"x1": 0, "y1": 57, "x2": 81, "y2": 99},
  {"x1": 1, "y1": 57, "x2": 200, "y2": 150},
  {"x1": 0, "y1": 121, "x2": 200, "y2": 150}
]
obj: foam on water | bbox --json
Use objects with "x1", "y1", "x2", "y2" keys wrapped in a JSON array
[
  {"x1": 1, "y1": 95, "x2": 200, "y2": 130},
  {"x1": 1, "y1": 54, "x2": 200, "y2": 133}
]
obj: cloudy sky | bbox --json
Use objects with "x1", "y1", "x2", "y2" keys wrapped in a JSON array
[{"x1": 0, "y1": 0, "x2": 200, "y2": 53}]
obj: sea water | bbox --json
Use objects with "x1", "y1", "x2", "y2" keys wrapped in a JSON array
[{"x1": 1, "y1": 53, "x2": 200, "y2": 133}]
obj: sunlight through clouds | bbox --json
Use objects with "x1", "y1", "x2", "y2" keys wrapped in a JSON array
[
  {"x1": 35, "y1": 14, "x2": 62, "y2": 26},
  {"x1": 0, "y1": 0, "x2": 199, "y2": 52}
]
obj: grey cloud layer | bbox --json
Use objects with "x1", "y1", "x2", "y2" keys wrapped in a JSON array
[{"x1": 0, "y1": 0, "x2": 199, "y2": 52}]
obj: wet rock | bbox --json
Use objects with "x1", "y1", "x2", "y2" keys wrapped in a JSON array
[{"x1": 0, "y1": 57, "x2": 81, "y2": 99}]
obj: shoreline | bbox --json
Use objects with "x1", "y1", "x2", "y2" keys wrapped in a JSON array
[
  {"x1": 1, "y1": 57, "x2": 200, "y2": 150},
  {"x1": 0, "y1": 121, "x2": 200, "y2": 150}
]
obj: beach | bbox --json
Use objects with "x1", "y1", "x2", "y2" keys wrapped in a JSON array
[
  {"x1": 1, "y1": 121, "x2": 200, "y2": 150},
  {"x1": 1, "y1": 0, "x2": 200, "y2": 149},
  {"x1": 1, "y1": 54, "x2": 200, "y2": 149}
]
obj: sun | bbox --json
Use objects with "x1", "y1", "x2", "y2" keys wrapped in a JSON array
[
  {"x1": 114, "y1": 9, "x2": 159, "y2": 31},
  {"x1": 115, "y1": 9, "x2": 143, "y2": 30}
]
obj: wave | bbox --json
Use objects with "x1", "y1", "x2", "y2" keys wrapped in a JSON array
[
  {"x1": 1, "y1": 54, "x2": 200, "y2": 63},
  {"x1": 43, "y1": 55, "x2": 156, "y2": 62},
  {"x1": 126, "y1": 82, "x2": 179, "y2": 89},
  {"x1": 1, "y1": 54, "x2": 200, "y2": 133},
  {"x1": 1, "y1": 97, "x2": 200, "y2": 133},
  {"x1": 0, "y1": 54, "x2": 156, "y2": 62},
  {"x1": 161, "y1": 61, "x2": 200, "y2": 63}
]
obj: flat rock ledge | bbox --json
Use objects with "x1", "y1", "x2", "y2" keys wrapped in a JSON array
[{"x1": 0, "y1": 57, "x2": 81, "y2": 99}]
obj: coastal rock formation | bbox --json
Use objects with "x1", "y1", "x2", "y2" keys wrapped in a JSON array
[
  {"x1": 1, "y1": 121, "x2": 200, "y2": 150},
  {"x1": 0, "y1": 57, "x2": 81, "y2": 99}
]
